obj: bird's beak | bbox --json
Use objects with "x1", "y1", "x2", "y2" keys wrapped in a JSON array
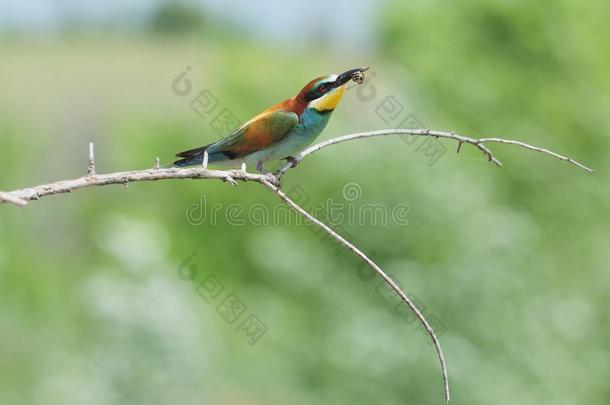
[{"x1": 334, "y1": 67, "x2": 370, "y2": 87}]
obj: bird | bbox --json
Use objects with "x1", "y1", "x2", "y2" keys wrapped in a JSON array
[{"x1": 172, "y1": 67, "x2": 369, "y2": 172}]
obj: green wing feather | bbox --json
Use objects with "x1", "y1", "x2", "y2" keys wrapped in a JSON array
[{"x1": 207, "y1": 110, "x2": 299, "y2": 157}]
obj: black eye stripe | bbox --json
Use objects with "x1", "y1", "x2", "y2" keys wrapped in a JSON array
[
  {"x1": 305, "y1": 80, "x2": 334, "y2": 101},
  {"x1": 318, "y1": 82, "x2": 332, "y2": 92}
]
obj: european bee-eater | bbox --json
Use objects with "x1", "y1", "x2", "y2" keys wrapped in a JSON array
[{"x1": 173, "y1": 67, "x2": 369, "y2": 171}]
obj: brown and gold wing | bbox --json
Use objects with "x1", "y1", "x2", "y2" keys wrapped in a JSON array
[{"x1": 205, "y1": 110, "x2": 299, "y2": 158}]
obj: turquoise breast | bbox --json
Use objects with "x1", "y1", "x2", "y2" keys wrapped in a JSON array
[{"x1": 246, "y1": 108, "x2": 333, "y2": 163}]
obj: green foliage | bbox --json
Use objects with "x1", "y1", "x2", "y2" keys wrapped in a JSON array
[
  {"x1": 0, "y1": 3, "x2": 609, "y2": 403},
  {"x1": 148, "y1": 2, "x2": 205, "y2": 35}
]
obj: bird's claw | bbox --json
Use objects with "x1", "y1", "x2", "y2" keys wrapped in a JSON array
[
  {"x1": 264, "y1": 173, "x2": 281, "y2": 188},
  {"x1": 255, "y1": 160, "x2": 266, "y2": 173},
  {"x1": 283, "y1": 156, "x2": 300, "y2": 168}
]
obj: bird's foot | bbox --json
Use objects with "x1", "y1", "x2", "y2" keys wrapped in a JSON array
[
  {"x1": 255, "y1": 160, "x2": 276, "y2": 182},
  {"x1": 256, "y1": 160, "x2": 266, "y2": 173},
  {"x1": 263, "y1": 173, "x2": 281, "y2": 188},
  {"x1": 283, "y1": 156, "x2": 300, "y2": 168}
]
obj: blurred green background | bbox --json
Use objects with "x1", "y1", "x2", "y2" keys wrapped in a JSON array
[{"x1": 1, "y1": 1, "x2": 609, "y2": 404}]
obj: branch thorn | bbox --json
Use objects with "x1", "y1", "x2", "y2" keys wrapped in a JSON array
[
  {"x1": 224, "y1": 175, "x2": 237, "y2": 186},
  {"x1": 87, "y1": 142, "x2": 96, "y2": 176},
  {"x1": 202, "y1": 150, "x2": 209, "y2": 170}
]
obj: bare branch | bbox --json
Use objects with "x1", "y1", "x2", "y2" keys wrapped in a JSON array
[
  {"x1": 0, "y1": 191, "x2": 28, "y2": 207},
  {"x1": 0, "y1": 127, "x2": 593, "y2": 402},
  {"x1": 477, "y1": 137, "x2": 594, "y2": 173},
  {"x1": 275, "y1": 128, "x2": 593, "y2": 178},
  {"x1": 0, "y1": 166, "x2": 276, "y2": 205},
  {"x1": 260, "y1": 178, "x2": 450, "y2": 402},
  {"x1": 1, "y1": 129, "x2": 591, "y2": 206}
]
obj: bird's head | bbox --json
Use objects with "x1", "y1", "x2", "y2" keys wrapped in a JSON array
[{"x1": 297, "y1": 67, "x2": 369, "y2": 113}]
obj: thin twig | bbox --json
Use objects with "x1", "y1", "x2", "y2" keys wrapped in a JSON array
[
  {"x1": 260, "y1": 178, "x2": 450, "y2": 401},
  {"x1": 477, "y1": 137, "x2": 594, "y2": 173},
  {"x1": 274, "y1": 129, "x2": 593, "y2": 178}
]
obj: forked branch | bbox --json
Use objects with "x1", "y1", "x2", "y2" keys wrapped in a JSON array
[
  {"x1": 274, "y1": 129, "x2": 593, "y2": 178},
  {"x1": 0, "y1": 129, "x2": 593, "y2": 403}
]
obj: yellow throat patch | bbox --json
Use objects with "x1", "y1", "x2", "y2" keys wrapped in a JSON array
[{"x1": 310, "y1": 85, "x2": 346, "y2": 112}]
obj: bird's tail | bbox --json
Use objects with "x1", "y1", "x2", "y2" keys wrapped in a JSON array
[
  {"x1": 168, "y1": 144, "x2": 212, "y2": 168},
  {"x1": 170, "y1": 157, "x2": 201, "y2": 168}
]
